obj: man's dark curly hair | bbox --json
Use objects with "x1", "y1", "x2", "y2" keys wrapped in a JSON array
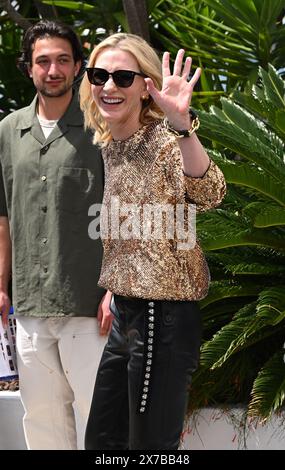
[{"x1": 17, "y1": 19, "x2": 85, "y2": 78}]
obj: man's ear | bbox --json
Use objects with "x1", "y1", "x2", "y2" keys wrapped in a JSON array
[
  {"x1": 74, "y1": 60, "x2": 81, "y2": 77},
  {"x1": 27, "y1": 64, "x2": 33, "y2": 78}
]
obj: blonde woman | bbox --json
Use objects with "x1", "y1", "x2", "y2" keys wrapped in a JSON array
[{"x1": 80, "y1": 33, "x2": 226, "y2": 450}]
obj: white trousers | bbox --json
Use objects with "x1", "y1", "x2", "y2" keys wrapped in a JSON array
[{"x1": 16, "y1": 316, "x2": 106, "y2": 450}]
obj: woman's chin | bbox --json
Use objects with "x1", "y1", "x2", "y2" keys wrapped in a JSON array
[{"x1": 100, "y1": 110, "x2": 120, "y2": 125}]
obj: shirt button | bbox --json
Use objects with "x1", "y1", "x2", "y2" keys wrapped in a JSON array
[
  {"x1": 41, "y1": 145, "x2": 49, "y2": 154},
  {"x1": 41, "y1": 175, "x2": 47, "y2": 181},
  {"x1": 41, "y1": 206, "x2": 47, "y2": 213},
  {"x1": 42, "y1": 237, "x2": 48, "y2": 244}
]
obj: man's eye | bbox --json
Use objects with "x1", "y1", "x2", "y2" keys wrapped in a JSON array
[
  {"x1": 58, "y1": 58, "x2": 70, "y2": 64},
  {"x1": 37, "y1": 60, "x2": 48, "y2": 65}
]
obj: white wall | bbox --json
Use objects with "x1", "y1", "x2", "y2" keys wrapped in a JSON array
[
  {"x1": 182, "y1": 408, "x2": 285, "y2": 450},
  {"x1": 0, "y1": 391, "x2": 26, "y2": 450},
  {"x1": 0, "y1": 391, "x2": 85, "y2": 450},
  {"x1": 1, "y1": 393, "x2": 284, "y2": 450}
]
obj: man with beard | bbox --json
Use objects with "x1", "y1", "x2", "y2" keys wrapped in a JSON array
[{"x1": 0, "y1": 20, "x2": 112, "y2": 449}]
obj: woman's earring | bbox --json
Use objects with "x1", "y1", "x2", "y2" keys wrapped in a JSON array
[{"x1": 142, "y1": 93, "x2": 149, "y2": 101}]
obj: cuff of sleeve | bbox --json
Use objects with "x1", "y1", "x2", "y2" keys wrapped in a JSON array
[{"x1": 183, "y1": 159, "x2": 226, "y2": 211}]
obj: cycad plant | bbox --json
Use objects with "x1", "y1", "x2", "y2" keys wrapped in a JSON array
[
  {"x1": 189, "y1": 64, "x2": 285, "y2": 421},
  {"x1": 151, "y1": 0, "x2": 285, "y2": 104}
]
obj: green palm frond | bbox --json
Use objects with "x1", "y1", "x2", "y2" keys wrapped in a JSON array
[
  {"x1": 224, "y1": 261, "x2": 285, "y2": 276},
  {"x1": 206, "y1": 248, "x2": 285, "y2": 276},
  {"x1": 201, "y1": 287, "x2": 285, "y2": 369},
  {"x1": 243, "y1": 202, "x2": 285, "y2": 227},
  {"x1": 198, "y1": 105, "x2": 285, "y2": 181},
  {"x1": 199, "y1": 280, "x2": 260, "y2": 309},
  {"x1": 151, "y1": 0, "x2": 285, "y2": 107},
  {"x1": 200, "y1": 302, "x2": 256, "y2": 368},
  {"x1": 208, "y1": 151, "x2": 285, "y2": 206},
  {"x1": 248, "y1": 351, "x2": 285, "y2": 419},
  {"x1": 198, "y1": 209, "x2": 285, "y2": 251},
  {"x1": 256, "y1": 288, "x2": 285, "y2": 326},
  {"x1": 233, "y1": 64, "x2": 285, "y2": 139},
  {"x1": 217, "y1": 98, "x2": 283, "y2": 157},
  {"x1": 259, "y1": 65, "x2": 285, "y2": 110},
  {"x1": 42, "y1": 1, "x2": 95, "y2": 11}
]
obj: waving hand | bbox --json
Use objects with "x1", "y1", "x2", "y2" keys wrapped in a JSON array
[{"x1": 145, "y1": 49, "x2": 201, "y2": 129}]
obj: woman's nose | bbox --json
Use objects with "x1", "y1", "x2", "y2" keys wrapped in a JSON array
[{"x1": 103, "y1": 76, "x2": 117, "y2": 90}]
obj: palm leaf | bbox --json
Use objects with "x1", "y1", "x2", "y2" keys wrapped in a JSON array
[
  {"x1": 259, "y1": 67, "x2": 285, "y2": 109},
  {"x1": 202, "y1": 288, "x2": 285, "y2": 369},
  {"x1": 243, "y1": 202, "x2": 285, "y2": 227},
  {"x1": 207, "y1": 248, "x2": 285, "y2": 276},
  {"x1": 208, "y1": 151, "x2": 285, "y2": 206},
  {"x1": 199, "y1": 280, "x2": 260, "y2": 309},
  {"x1": 248, "y1": 351, "x2": 285, "y2": 418},
  {"x1": 198, "y1": 209, "x2": 285, "y2": 251}
]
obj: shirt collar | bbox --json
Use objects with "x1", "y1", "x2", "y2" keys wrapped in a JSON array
[{"x1": 15, "y1": 88, "x2": 84, "y2": 130}]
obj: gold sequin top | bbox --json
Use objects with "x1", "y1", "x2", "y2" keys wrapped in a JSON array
[{"x1": 98, "y1": 120, "x2": 226, "y2": 300}]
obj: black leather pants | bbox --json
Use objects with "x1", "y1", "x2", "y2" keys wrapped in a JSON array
[{"x1": 85, "y1": 295, "x2": 202, "y2": 450}]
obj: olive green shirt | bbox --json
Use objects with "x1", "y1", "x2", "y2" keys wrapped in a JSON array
[{"x1": 0, "y1": 91, "x2": 105, "y2": 317}]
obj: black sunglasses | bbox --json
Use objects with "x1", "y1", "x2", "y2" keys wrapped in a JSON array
[{"x1": 86, "y1": 67, "x2": 146, "y2": 88}]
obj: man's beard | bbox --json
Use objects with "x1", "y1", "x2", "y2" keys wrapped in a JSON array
[{"x1": 39, "y1": 81, "x2": 73, "y2": 98}]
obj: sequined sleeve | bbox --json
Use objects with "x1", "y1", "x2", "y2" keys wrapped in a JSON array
[
  {"x1": 162, "y1": 131, "x2": 226, "y2": 212},
  {"x1": 184, "y1": 159, "x2": 226, "y2": 212}
]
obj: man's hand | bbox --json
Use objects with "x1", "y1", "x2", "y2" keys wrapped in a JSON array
[
  {"x1": 0, "y1": 290, "x2": 11, "y2": 329},
  {"x1": 0, "y1": 216, "x2": 12, "y2": 329},
  {"x1": 97, "y1": 290, "x2": 113, "y2": 336}
]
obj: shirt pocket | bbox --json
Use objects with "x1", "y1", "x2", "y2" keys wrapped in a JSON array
[{"x1": 56, "y1": 167, "x2": 96, "y2": 214}]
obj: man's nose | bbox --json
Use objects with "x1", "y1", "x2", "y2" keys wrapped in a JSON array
[{"x1": 48, "y1": 62, "x2": 60, "y2": 75}]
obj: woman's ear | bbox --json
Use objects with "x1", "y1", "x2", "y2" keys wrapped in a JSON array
[{"x1": 141, "y1": 92, "x2": 149, "y2": 101}]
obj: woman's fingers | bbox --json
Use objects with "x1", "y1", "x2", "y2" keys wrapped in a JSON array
[
  {"x1": 188, "y1": 67, "x2": 202, "y2": 87},
  {"x1": 173, "y1": 49, "x2": 185, "y2": 75},
  {"x1": 162, "y1": 51, "x2": 171, "y2": 77},
  {"x1": 163, "y1": 50, "x2": 200, "y2": 87},
  {"x1": 182, "y1": 56, "x2": 192, "y2": 80}
]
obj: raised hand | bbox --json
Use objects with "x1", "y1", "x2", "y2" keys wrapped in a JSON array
[{"x1": 145, "y1": 49, "x2": 201, "y2": 130}]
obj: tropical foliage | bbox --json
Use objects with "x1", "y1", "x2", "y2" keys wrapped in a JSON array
[
  {"x1": 0, "y1": 10, "x2": 32, "y2": 115},
  {"x1": 151, "y1": 0, "x2": 285, "y2": 104},
  {"x1": 189, "y1": 63, "x2": 285, "y2": 420}
]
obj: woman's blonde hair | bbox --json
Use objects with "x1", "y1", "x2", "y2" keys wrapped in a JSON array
[{"x1": 79, "y1": 33, "x2": 164, "y2": 145}]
